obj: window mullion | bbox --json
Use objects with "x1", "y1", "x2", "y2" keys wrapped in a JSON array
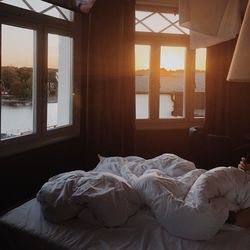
[
  {"x1": 185, "y1": 48, "x2": 195, "y2": 122},
  {"x1": 36, "y1": 28, "x2": 46, "y2": 136},
  {"x1": 0, "y1": 24, "x2": 1, "y2": 136},
  {"x1": 42, "y1": 31, "x2": 48, "y2": 135},
  {"x1": 150, "y1": 43, "x2": 160, "y2": 121}
]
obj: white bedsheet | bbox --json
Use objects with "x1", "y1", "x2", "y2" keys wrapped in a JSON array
[
  {"x1": 2, "y1": 153, "x2": 250, "y2": 249},
  {"x1": 1, "y1": 198, "x2": 250, "y2": 250}
]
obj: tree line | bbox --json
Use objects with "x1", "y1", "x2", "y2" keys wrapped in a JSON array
[{"x1": 1, "y1": 66, "x2": 58, "y2": 100}]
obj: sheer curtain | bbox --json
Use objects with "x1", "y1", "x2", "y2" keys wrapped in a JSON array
[
  {"x1": 204, "y1": 40, "x2": 235, "y2": 134},
  {"x1": 179, "y1": 0, "x2": 242, "y2": 49}
]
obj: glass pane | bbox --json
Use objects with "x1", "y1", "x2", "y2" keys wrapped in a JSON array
[
  {"x1": 135, "y1": 23, "x2": 151, "y2": 33},
  {"x1": 159, "y1": 46, "x2": 186, "y2": 119},
  {"x1": 194, "y1": 48, "x2": 206, "y2": 118},
  {"x1": 161, "y1": 13, "x2": 190, "y2": 34},
  {"x1": 135, "y1": 11, "x2": 190, "y2": 34},
  {"x1": 135, "y1": 45, "x2": 150, "y2": 119},
  {"x1": 1, "y1": 24, "x2": 36, "y2": 140},
  {"x1": 0, "y1": 0, "x2": 73, "y2": 21},
  {"x1": 143, "y1": 13, "x2": 169, "y2": 33},
  {"x1": 135, "y1": 11, "x2": 153, "y2": 21},
  {"x1": 47, "y1": 33, "x2": 73, "y2": 130}
]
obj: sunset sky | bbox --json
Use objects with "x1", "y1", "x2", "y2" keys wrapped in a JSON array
[
  {"x1": 1, "y1": 0, "x2": 71, "y2": 68},
  {"x1": 135, "y1": 45, "x2": 206, "y2": 71},
  {"x1": 1, "y1": 25, "x2": 34, "y2": 68},
  {"x1": 2, "y1": 17, "x2": 206, "y2": 71},
  {"x1": 2, "y1": 25, "x2": 60, "y2": 68},
  {"x1": 3, "y1": 25, "x2": 206, "y2": 71}
]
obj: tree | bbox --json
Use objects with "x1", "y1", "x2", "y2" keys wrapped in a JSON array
[
  {"x1": 17, "y1": 68, "x2": 33, "y2": 99},
  {"x1": 17, "y1": 67, "x2": 32, "y2": 82},
  {"x1": 1, "y1": 66, "x2": 33, "y2": 99},
  {"x1": 1, "y1": 66, "x2": 19, "y2": 92},
  {"x1": 47, "y1": 69, "x2": 58, "y2": 97}
]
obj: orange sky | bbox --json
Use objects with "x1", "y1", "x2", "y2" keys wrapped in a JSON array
[
  {"x1": 2, "y1": 24, "x2": 59, "y2": 68},
  {"x1": 135, "y1": 45, "x2": 206, "y2": 71},
  {"x1": 2, "y1": 25, "x2": 34, "y2": 68},
  {"x1": 2, "y1": 25, "x2": 206, "y2": 71}
]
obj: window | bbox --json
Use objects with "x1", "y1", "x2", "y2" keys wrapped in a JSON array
[
  {"x1": 47, "y1": 33, "x2": 73, "y2": 130},
  {"x1": 0, "y1": 0, "x2": 73, "y2": 21},
  {"x1": 1, "y1": 25, "x2": 36, "y2": 139},
  {"x1": 135, "y1": 9, "x2": 206, "y2": 129},
  {"x1": 159, "y1": 46, "x2": 186, "y2": 119},
  {"x1": 135, "y1": 11, "x2": 189, "y2": 34},
  {"x1": 194, "y1": 48, "x2": 206, "y2": 118},
  {"x1": 0, "y1": 2, "x2": 80, "y2": 157},
  {"x1": 135, "y1": 44, "x2": 150, "y2": 119}
]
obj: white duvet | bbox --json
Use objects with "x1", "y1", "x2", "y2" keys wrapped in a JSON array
[
  {"x1": 37, "y1": 153, "x2": 250, "y2": 241},
  {"x1": 37, "y1": 171, "x2": 142, "y2": 227}
]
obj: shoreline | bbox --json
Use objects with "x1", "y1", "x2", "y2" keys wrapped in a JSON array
[{"x1": 1, "y1": 97, "x2": 58, "y2": 106}]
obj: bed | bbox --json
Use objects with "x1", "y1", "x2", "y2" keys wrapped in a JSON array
[{"x1": 1, "y1": 153, "x2": 250, "y2": 250}]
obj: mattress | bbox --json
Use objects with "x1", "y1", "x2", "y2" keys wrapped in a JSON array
[{"x1": 1, "y1": 198, "x2": 250, "y2": 250}]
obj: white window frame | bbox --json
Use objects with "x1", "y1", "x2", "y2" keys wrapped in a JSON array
[
  {"x1": 0, "y1": 3, "x2": 81, "y2": 157},
  {"x1": 135, "y1": 7, "x2": 206, "y2": 130}
]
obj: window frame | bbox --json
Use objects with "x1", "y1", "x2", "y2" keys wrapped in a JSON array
[
  {"x1": 135, "y1": 8, "x2": 205, "y2": 130},
  {"x1": 0, "y1": 3, "x2": 81, "y2": 157}
]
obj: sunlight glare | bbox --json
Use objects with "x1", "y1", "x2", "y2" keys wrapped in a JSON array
[
  {"x1": 135, "y1": 45, "x2": 150, "y2": 70},
  {"x1": 160, "y1": 46, "x2": 185, "y2": 71}
]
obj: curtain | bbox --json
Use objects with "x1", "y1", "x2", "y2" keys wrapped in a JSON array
[
  {"x1": 205, "y1": 39, "x2": 235, "y2": 134},
  {"x1": 179, "y1": 0, "x2": 242, "y2": 48},
  {"x1": 85, "y1": 0, "x2": 135, "y2": 165}
]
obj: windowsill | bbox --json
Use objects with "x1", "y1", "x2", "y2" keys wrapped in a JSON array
[
  {"x1": 136, "y1": 119, "x2": 205, "y2": 130},
  {"x1": 0, "y1": 125, "x2": 80, "y2": 159}
]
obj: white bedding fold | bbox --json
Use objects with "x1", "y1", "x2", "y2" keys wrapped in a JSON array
[
  {"x1": 37, "y1": 153, "x2": 250, "y2": 241},
  {"x1": 37, "y1": 171, "x2": 142, "y2": 227},
  {"x1": 125, "y1": 165, "x2": 250, "y2": 240}
]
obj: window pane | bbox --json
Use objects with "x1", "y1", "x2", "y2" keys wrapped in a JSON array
[
  {"x1": 159, "y1": 46, "x2": 186, "y2": 119},
  {"x1": 135, "y1": 11, "x2": 189, "y2": 34},
  {"x1": 135, "y1": 45, "x2": 150, "y2": 119},
  {"x1": 0, "y1": 0, "x2": 73, "y2": 21},
  {"x1": 47, "y1": 33, "x2": 73, "y2": 130},
  {"x1": 194, "y1": 48, "x2": 206, "y2": 118},
  {"x1": 1, "y1": 24, "x2": 36, "y2": 140}
]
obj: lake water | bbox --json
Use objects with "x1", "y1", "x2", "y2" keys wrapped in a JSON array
[
  {"x1": 1, "y1": 93, "x2": 204, "y2": 137},
  {"x1": 1, "y1": 103, "x2": 57, "y2": 137},
  {"x1": 136, "y1": 94, "x2": 174, "y2": 119},
  {"x1": 2, "y1": 95, "x2": 172, "y2": 136}
]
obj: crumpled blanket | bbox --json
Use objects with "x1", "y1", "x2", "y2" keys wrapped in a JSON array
[
  {"x1": 37, "y1": 171, "x2": 142, "y2": 227},
  {"x1": 37, "y1": 153, "x2": 250, "y2": 240},
  {"x1": 95, "y1": 153, "x2": 250, "y2": 240}
]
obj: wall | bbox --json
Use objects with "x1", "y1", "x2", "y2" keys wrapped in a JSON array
[
  {"x1": 206, "y1": 39, "x2": 250, "y2": 147},
  {"x1": 135, "y1": 129, "x2": 191, "y2": 160},
  {"x1": 0, "y1": 137, "x2": 85, "y2": 213}
]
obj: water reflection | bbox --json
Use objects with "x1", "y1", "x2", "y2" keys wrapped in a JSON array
[{"x1": 1, "y1": 103, "x2": 57, "y2": 139}]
